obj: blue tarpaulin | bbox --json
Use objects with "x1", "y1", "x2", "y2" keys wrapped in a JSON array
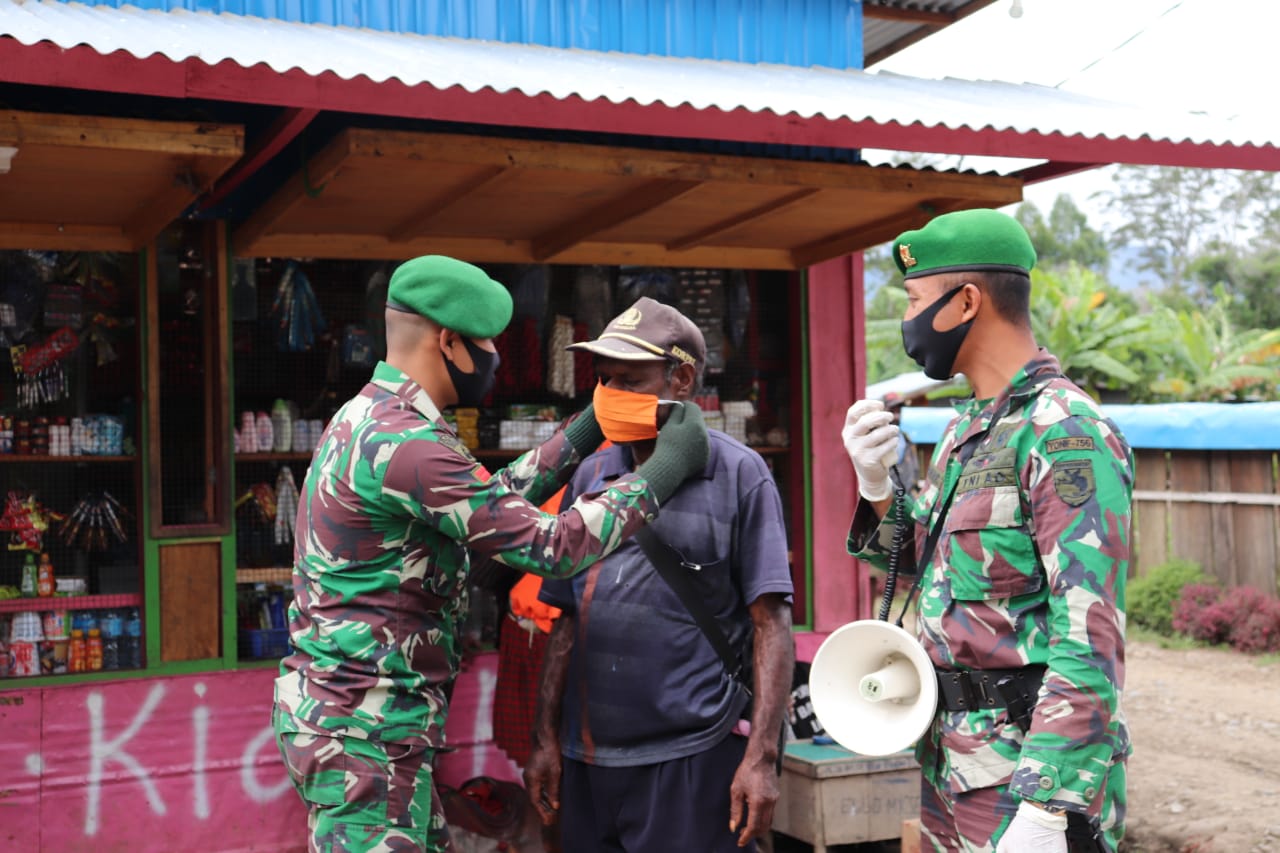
[{"x1": 900, "y1": 402, "x2": 1280, "y2": 451}]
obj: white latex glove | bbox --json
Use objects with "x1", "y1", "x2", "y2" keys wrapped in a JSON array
[
  {"x1": 995, "y1": 801, "x2": 1068, "y2": 853},
  {"x1": 841, "y1": 400, "x2": 900, "y2": 502}
]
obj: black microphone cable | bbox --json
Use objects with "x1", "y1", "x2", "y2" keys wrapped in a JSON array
[{"x1": 876, "y1": 465, "x2": 908, "y2": 622}]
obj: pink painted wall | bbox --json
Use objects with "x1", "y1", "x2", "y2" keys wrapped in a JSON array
[
  {"x1": 0, "y1": 652, "x2": 519, "y2": 851},
  {"x1": 806, "y1": 253, "x2": 873, "y2": 633}
]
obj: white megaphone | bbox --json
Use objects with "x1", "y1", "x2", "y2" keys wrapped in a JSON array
[{"x1": 808, "y1": 620, "x2": 938, "y2": 756}]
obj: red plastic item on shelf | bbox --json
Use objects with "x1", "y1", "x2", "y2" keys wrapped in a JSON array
[{"x1": 0, "y1": 592, "x2": 142, "y2": 614}]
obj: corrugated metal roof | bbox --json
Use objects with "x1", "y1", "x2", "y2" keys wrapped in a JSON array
[{"x1": 0, "y1": 0, "x2": 1274, "y2": 153}]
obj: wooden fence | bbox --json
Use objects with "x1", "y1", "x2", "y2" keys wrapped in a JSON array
[
  {"x1": 910, "y1": 446, "x2": 1280, "y2": 596},
  {"x1": 1132, "y1": 450, "x2": 1279, "y2": 594}
]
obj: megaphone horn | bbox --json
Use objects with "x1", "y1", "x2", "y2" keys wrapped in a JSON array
[{"x1": 808, "y1": 620, "x2": 938, "y2": 756}]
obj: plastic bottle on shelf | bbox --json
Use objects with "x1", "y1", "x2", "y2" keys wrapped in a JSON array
[
  {"x1": 74, "y1": 610, "x2": 98, "y2": 634},
  {"x1": 101, "y1": 610, "x2": 122, "y2": 670},
  {"x1": 69, "y1": 629, "x2": 87, "y2": 673},
  {"x1": 123, "y1": 609, "x2": 143, "y2": 669},
  {"x1": 87, "y1": 628, "x2": 103, "y2": 671},
  {"x1": 271, "y1": 399, "x2": 293, "y2": 452},
  {"x1": 36, "y1": 553, "x2": 55, "y2": 598},
  {"x1": 239, "y1": 411, "x2": 258, "y2": 453},
  {"x1": 255, "y1": 412, "x2": 274, "y2": 456},
  {"x1": 20, "y1": 553, "x2": 38, "y2": 598}
]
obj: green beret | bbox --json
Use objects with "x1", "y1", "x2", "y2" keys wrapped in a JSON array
[
  {"x1": 893, "y1": 208, "x2": 1036, "y2": 280},
  {"x1": 386, "y1": 255, "x2": 513, "y2": 339}
]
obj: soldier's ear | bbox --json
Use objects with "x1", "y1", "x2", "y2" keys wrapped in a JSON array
[{"x1": 959, "y1": 282, "x2": 982, "y2": 322}]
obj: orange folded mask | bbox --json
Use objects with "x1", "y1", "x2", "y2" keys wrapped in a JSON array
[{"x1": 593, "y1": 381, "x2": 661, "y2": 443}]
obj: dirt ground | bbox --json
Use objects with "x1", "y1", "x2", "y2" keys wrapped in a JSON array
[
  {"x1": 1120, "y1": 640, "x2": 1280, "y2": 853},
  {"x1": 454, "y1": 639, "x2": 1280, "y2": 853}
]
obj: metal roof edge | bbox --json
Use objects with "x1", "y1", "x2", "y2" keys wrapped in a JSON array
[{"x1": 1, "y1": 0, "x2": 1277, "y2": 162}]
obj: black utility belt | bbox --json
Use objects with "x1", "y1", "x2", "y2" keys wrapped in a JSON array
[{"x1": 936, "y1": 665, "x2": 1046, "y2": 712}]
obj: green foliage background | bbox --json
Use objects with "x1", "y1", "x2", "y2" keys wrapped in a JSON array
[{"x1": 863, "y1": 171, "x2": 1280, "y2": 403}]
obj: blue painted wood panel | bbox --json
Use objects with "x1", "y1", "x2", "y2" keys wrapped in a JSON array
[{"x1": 66, "y1": 0, "x2": 863, "y2": 69}]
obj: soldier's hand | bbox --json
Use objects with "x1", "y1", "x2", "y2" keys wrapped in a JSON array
[
  {"x1": 637, "y1": 402, "x2": 709, "y2": 503},
  {"x1": 996, "y1": 802, "x2": 1068, "y2": 853},
  {"x1": 841, "y1": 400, "x2": 899, "y2": 501},
  {"x1": 523, "y1": 739, "x2": 563, "y2": 826}
]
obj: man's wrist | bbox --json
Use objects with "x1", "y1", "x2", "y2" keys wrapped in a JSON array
[{"x1": 857, "y1": 477, "x2": 892, "y2": 502}]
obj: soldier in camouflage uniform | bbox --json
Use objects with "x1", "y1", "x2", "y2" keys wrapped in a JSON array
[
  {"x1": 842, "y1": 210, "x2": 1132, "y2": 853},
  {"x1": 273, "y1": 256, "x2": 710, "y2": 853}
]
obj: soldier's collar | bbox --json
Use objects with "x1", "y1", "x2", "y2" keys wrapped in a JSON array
[{"x1": 370, "y1": 361, "x2": 444, "y2": 422}]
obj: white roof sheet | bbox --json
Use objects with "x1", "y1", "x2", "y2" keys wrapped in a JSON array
[{"x1": 1, "y1": 0, "x2": 1275, "y2": 153}]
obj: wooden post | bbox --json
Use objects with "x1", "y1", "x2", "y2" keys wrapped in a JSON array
[{"x1": 806, "y1": 253, "x2": 868, "y2": 632}]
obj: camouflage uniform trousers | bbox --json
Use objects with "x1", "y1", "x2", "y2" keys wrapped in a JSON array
[
  {"x1": 919, "y1": 762, "x2": 1127, "y2": 853},
  {"x1": 277, "y1": 730, "x2": 451, "y2": 852}
]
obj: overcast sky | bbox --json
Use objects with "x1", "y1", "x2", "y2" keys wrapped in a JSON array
[{"x1": 864, "y1": 0, "x2": 1273, "y2": 226}]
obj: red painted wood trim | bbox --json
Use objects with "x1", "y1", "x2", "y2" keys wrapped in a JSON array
[
  {"x1": 806, "y1": 254, "x2": 864, "y2": 633},
  {"x1": 197, "y1": 106, "x2": 320, "y2": 211},
  {"x1": 3, "y1": 40, "x2": 1279, "y2": 171}
]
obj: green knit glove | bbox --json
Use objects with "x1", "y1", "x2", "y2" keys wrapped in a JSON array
[
  {"x1": 636, "y1": 403, "x2": 709, "y2": 503},
  {"x1": 562, "y1": 403, "x2": 605, "y2": 459}
]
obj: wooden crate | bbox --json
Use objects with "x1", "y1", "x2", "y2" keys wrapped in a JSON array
[{"x1": 771, "y1": 740, "x2": 921, "y2": 853}]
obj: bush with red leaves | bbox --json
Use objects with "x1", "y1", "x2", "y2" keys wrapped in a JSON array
[
  {"x1": 1172, "y1": 583, "x2": 1280, "y2": 653},
  {"x1": 1223, "y1": 587, "x2": 1280, "y2": 654},
  {"x1": 1172, "y1": 584, "x2": 1230, "y2": 644}
]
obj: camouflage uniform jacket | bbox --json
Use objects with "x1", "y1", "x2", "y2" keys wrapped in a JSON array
[
  {"x1": 849, "y1": 351, "x2": 1133, "y2": 816},
  {"x1": 275, "y1": 362, "x2": 659, "y2": 747}
]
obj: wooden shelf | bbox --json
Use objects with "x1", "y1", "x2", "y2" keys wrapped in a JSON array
[
  {"x1": 0, "y1": 454, "x2": 135, "y2": 463},
  {"x1": 235, "y1": 452, "x2": 313, "y2": 462},
  {"x1": 0, "y1": 592, "x2": 142, "y2": 614},
  {"x1": 236, "y1": 567, "x2": 292, "y2": 584}
]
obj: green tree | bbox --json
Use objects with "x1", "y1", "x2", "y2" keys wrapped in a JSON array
[
  {"x1": 863, "y1": 283, "x2": 918, "y2": 384},
  {"x1": 1015, "y1": 195, "x2": 1109, "y2": 272},
  {"x1": 1189, "y1": 247, "x2": 1280, "y2": 331},
  {"x1": 1028, "y1": 265, "x2": 1160, "y2": 399},
  {"x1": 1147, "y1": 296, "x2": 1280, "y2": 402},
  {"x1": 1100, "y1": 166, "x2": 1280, "y2": 300},
  {"x1": 1101, "y1": 166, "x2": 1220, "y2": 294}
]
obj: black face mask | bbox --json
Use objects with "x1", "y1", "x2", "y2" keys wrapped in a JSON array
[
  {"x1": 445, "y1": 336, "x2": 500, "y2": 407},
  {"x1": 901, "y1": 284, "x2": 973, "y2": 381}
]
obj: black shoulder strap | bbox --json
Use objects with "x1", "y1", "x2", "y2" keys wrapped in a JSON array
[
  {"x1": 892, "y1": 436, "x2": 979, "y2": 626},
  {"x1": 634, "y1": 526, "x2": 745, "y2": 684}
]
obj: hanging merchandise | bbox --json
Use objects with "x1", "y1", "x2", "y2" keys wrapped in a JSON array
[
  {"x1": 573, "y1": 266, "x2": 614, "y2": 340},
  {"x1": 10, "y1": 326, "x2": 78, "y2": 407},
  {"x1": 0, "y1": 490, "x2": 65, "y2": 552},
  {"x1": 232, "y1": 258, "x2": 258, "y2": 322},
  {"x1": 341, "y1": 325, "x2": 376, "y2": 368},
  {"x1": 58, "y1": 491, "x2": 132, "y2": 552},
  {"x1": 43, "y1": 284, "x2": 84, "y2": 330},
  {"x1": 492, "y1": 317, "x2": 541, "y2": 400},
  {"x1": 85, "y1": 312, "x2": 133, "y2": 367},
  {"x1": 270, "y1": 262, "x2": 327, "y2": 352},
  {"x1": 235, "y1": 483, "x2": 278, "y2": 568},
  {"x1": 547, "y1": 315, "x2": 575, "y2": 398},
  {"x1": 273, "y1": 466, "x2": 299, "y2": 547}
]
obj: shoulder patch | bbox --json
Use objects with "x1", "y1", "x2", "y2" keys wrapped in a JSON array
[
  {"x1": 1045, "y1": 436, "x2": 1096, "y2": 454},
  {"x1": 1051, "y1": 459, "x2": 1095, "y2": 506},
  {"x1": 436, "y1": 431, "x2": 476, "y2": 463}
]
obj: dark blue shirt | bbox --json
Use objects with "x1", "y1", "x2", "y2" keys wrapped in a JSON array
[{"x1": 540, "y1": 430, "x2": 793, "y2": 767}]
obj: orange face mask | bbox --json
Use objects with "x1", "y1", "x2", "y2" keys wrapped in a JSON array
[{"x1": 593, "y1": 381, "x2": 661, "y2": 443}]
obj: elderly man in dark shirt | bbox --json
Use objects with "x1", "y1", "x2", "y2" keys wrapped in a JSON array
[{"x1": 525, "y1": 297, "x2": 796, "y2": 852}]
